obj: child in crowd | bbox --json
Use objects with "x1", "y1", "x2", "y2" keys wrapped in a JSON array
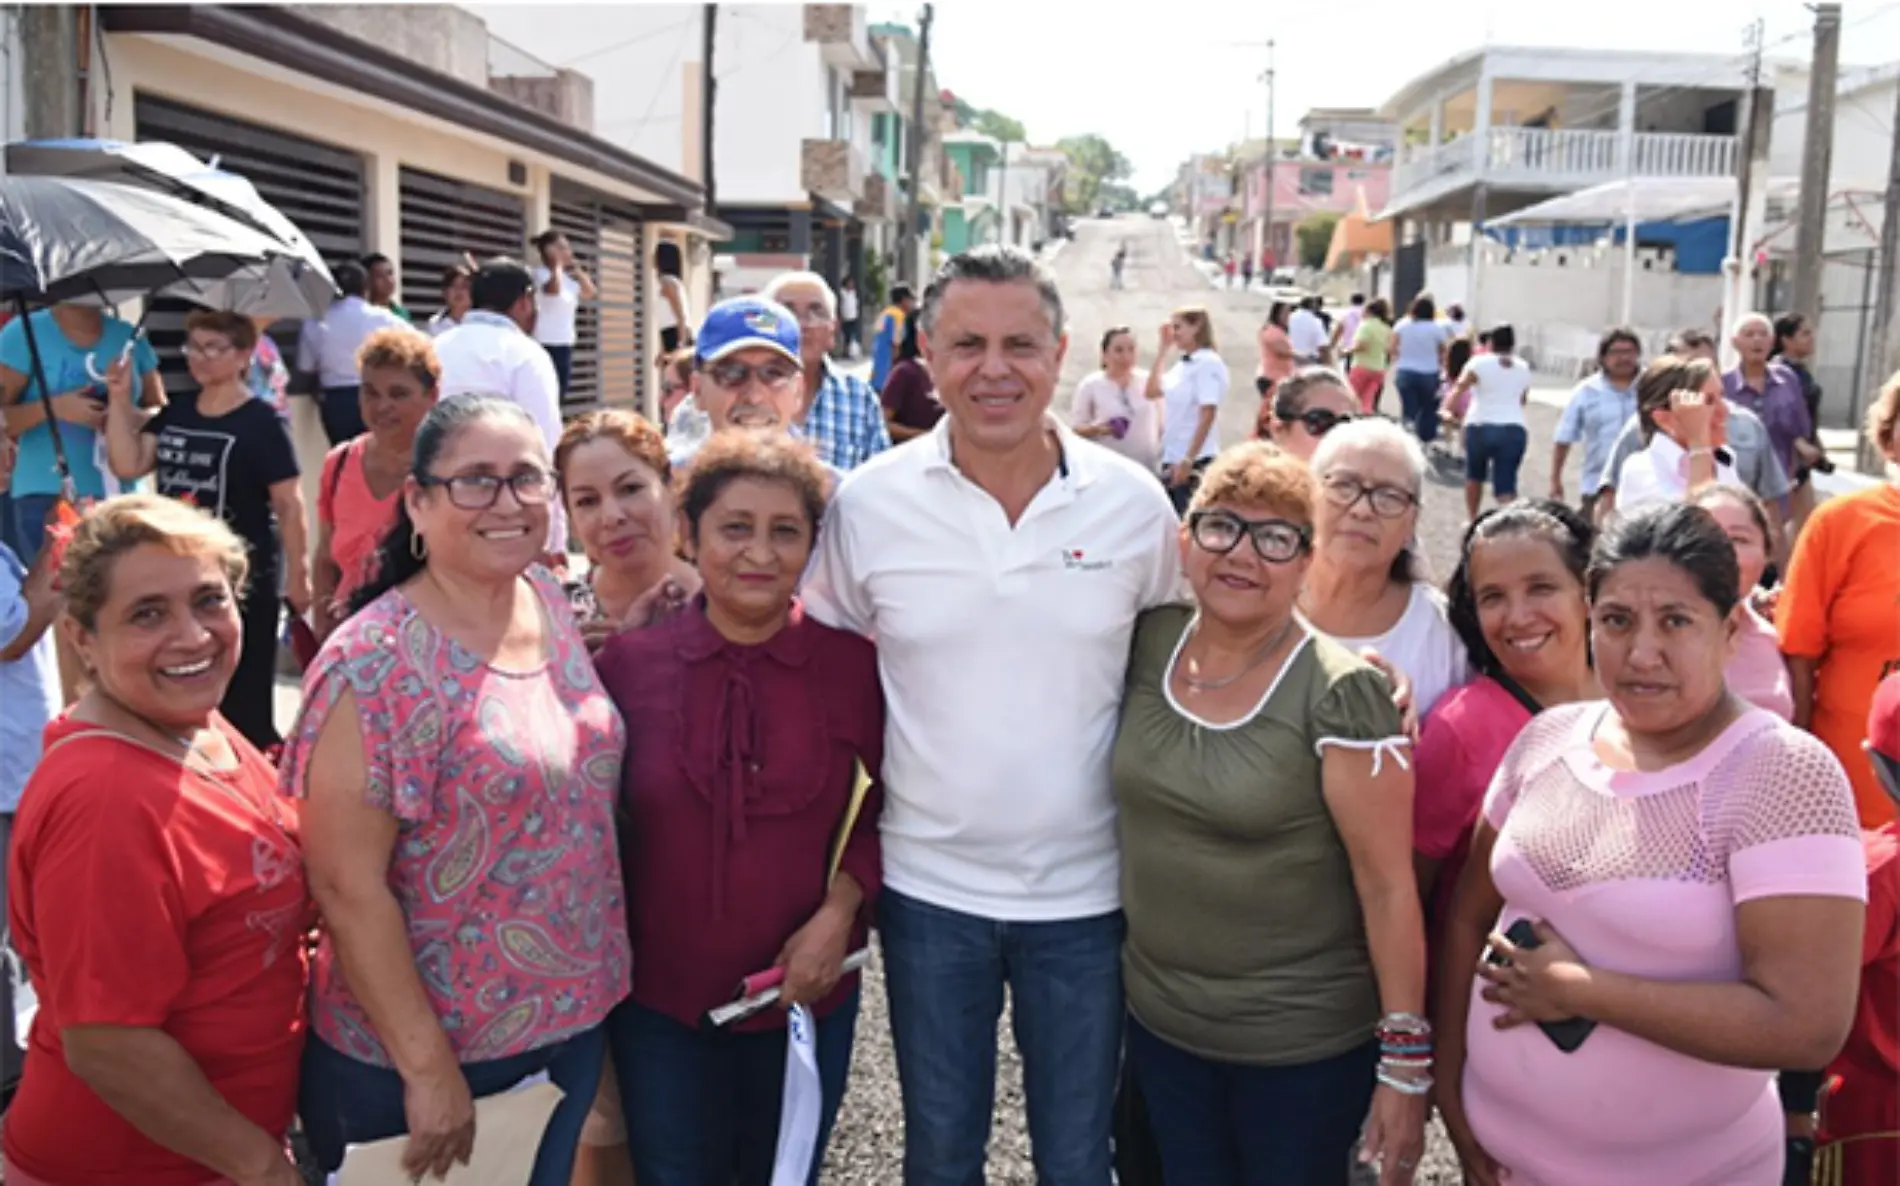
[{"x1": 1811, "y1": 672, "x2": 1900, "y2": 1186}]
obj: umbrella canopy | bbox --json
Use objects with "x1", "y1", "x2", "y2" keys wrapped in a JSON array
[
  {"x1": 0, "y1": 174, "x2": 289, "y2": 305},
  {"x1": 1487, "y1": 176, "x2": 1804, "y2": 228},
  {"x1": 5, "y1": 138, "x2": 335, "y2": 317}
]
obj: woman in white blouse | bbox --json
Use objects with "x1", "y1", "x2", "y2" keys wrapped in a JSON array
[
  {"x1": 1611, "y1": 355, "x2": 1729, "y2": 515},
  {"x1": 1147, "y1": 306, "x2": 1229, "y2": 514},
  {"x1": 1073, "y1": 326, "x2": 1161, "y2": 471},
  {"x1": 1300, "y1": 418, "x2": 1470, "y2": 719}
]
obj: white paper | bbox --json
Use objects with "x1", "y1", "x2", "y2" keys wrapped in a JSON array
[
  {"x1": 6, "y1": 938, "x2": 35, "y2": 1049},
  {"x1": 330, "y1": 1074, "x2": 564, "y2": 1186},
  {"x1": 769, "y1": 1005, "x2": 822, "y2": 1186}
]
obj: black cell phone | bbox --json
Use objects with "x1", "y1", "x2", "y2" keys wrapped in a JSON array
[{"x1": 1487, "y1": 918, "x2": 1598, "y2": 1054}]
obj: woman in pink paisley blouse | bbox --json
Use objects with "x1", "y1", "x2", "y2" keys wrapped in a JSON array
[{"x1": 278, "y1": 393, "x2": 628, "y2": 1186}]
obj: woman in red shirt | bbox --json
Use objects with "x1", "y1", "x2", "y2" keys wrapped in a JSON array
[
  {"x1": 6, "y1": 494, "x2": 311, "y2": 1186},
  {"x1": 594, "y1": 430, "x2": 884, "y2": 1185}
]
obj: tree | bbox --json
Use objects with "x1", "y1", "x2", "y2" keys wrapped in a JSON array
[
  {"x1": 1295, "y1": 212, "x2": 1343, "y2": 271},
  {"x1": 1056, "y1": 133, "x2": 1133, "y2": 213},
  {"x1": 949, "y1": 94, "x2": 1026, "y2": 142}
]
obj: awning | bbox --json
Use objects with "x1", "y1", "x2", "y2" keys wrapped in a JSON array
[{"x1": 1487, "y1": 176, "x2": 1801, "y2": 227}]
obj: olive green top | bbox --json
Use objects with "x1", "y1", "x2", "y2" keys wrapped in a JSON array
[{"x1": 1113, "y1": 603, "x2": 1406, "y2": 1066}]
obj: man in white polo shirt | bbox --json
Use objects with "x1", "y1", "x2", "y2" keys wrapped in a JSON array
[{"x1": 803, "y1": 245, "x2": 1180, "y2": 1186}]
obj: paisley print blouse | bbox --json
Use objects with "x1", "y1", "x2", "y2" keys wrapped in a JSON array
[{"x1": 279, "y1": 570, "x2": 630, "y2": 1066}]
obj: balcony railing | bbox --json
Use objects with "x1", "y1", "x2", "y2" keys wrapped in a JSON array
[{"x1": 1393, "y1": 127, "x2": 1736, "y2": 207}]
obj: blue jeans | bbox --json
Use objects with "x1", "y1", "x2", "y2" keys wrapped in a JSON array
[
  {"x1": 8, "y1": 493, "x2": 58, "y2": 564},
  {"x1": 318, "y1": 385, "x2": 365, "y2": 445},
  {"x1": 1393, "y1": 369, "x2": 1441, "y2": 444},
  {"x1": 1127, "y1": 1017, "x2": 1376, "y2": 1186},
  {"x1": 298, "y1": 1027, "x2": 605, "y2": 1186},
  {"x1": 1464, "y1": 423, "x2": 1529, "y2": 497},
  {"x1": 609, "y1": 990, "x2": 860, "y2": 1186},
  {"x1": 878, "y1": 888, "x2": 1124, "y2": 1186},
  {"x1": 545, "y1": 344, "x2": 573, "y2": 401}
]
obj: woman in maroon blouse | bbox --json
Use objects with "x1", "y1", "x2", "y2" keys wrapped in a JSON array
[{"x1": 594, "y1": 428, "x2": 884, "y2": 1185}]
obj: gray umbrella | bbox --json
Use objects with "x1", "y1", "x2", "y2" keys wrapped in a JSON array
[{"x1": 5, "y1": 138, "x2": 336, "y2": 317}]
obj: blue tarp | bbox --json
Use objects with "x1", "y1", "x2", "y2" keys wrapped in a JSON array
[{"x1": 1483, "y1": 216, "x2": 1729, "y2": 275}]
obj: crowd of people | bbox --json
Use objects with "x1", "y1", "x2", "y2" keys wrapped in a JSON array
[{"x1": 0, "y1": 236, "x2": 1894, "y2": 1186}]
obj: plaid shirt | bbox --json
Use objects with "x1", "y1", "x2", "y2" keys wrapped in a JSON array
[{"x1": 802, "y1": 361, "x2": 892, "y2": 471}]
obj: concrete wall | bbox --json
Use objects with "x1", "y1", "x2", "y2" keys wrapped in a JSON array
[
  {"x1": 1769, "y1": 66, "x2": 1896, "y2": 188},
  {"x1": 297, "y1": 4, "x2": 490, "y2": 88},
  {"x1": 0, "y1": 7, "x2": 24, "y2": 152},
  {"x1": 470, "y1": 3, "x2": 700, "y2": 175}
]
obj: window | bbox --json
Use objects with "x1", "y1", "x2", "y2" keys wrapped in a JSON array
[{"x1": 1298, "y1": 167, "x2": 1334, "y2": 196}]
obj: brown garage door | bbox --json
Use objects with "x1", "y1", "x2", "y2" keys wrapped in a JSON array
[
  {"x1": 398, "y1": 167, "x2": 528, "y2": 325},
  {"x1": 550, "y1": 184, "x2": 646, "y2": 415}
]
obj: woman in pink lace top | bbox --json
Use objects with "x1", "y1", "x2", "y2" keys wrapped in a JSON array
[{"x1": 1434, "y1": 503, "x2": 1867, "y2": 1186}]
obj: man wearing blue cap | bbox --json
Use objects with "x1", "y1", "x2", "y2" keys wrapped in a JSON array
[{"x1": 665, "y1": 295, "x2": 819, "y2": 474}]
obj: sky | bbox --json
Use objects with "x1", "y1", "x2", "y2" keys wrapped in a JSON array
[{"x1": 875, "y1": 0, "x2": 1900, "y2": 194}]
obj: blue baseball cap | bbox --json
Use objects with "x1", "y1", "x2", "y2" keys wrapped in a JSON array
[{"x1": 694, "y1": 296, "x2": 801, "y2": 366}]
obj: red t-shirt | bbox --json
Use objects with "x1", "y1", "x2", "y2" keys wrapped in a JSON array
[
  {"x1": 5, "y1": 717, "x2": 312, "y2": 1186},
  {"x1": 1820, "y1": 824, "x2": 1899, "y2": 1186}
]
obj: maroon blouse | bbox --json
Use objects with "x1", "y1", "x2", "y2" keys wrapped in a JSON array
[{"x1": 594, "y1": 598, "x2": 884, "y2": 1030}]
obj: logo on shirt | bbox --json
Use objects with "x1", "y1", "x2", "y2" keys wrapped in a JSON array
[
  {"x1": 745, "y1": 308, "x2": 783, "y2": 333},
  {"x1": 1060, "y1": 548, "x2": 1111, "y2": 572}
]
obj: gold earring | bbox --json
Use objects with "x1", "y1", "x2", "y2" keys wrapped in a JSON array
[{"x1": 411, "y1": 531, "x2": 427, "y2": 561}]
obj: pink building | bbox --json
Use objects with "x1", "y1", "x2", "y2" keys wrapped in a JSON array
[{"x1": 1242, "y1": 157, "x2": 1391, "y2": 269}]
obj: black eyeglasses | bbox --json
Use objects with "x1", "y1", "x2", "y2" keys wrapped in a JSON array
[
  {"x1": 1320, "y1": 473, "x2": 1416, "y2": 519},
  {"x1": 1287, "y1": 407, "x2": 1354, "y2": 437},
  {"x1": 1188, "y1": 509, "x2": 1310, "y2": 563},
  {"x1": 702, "y1": 359, "x2": 801, "y2": 391},
  {"x1": 418, "y1": 468, "x2": 555, "y2": 510}
]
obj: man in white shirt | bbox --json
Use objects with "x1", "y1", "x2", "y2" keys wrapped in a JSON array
[
  {"x1": 295, "y1": 261, "x2": 410, "y2": 444},
  {"x1": 434, "y1": 258, "x2": 567, "y2": 542},
  {"x1": 530, "y1": 231, "x2": 597, "y2": 402},
  {"x1": 1288, "y1": 296, "x2": 1329, "y2": 365},
  {"x1": 802, "y1": 244, "x2": 1181, "y2": 1186}
]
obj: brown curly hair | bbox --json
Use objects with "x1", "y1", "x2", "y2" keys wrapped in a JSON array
[
  {"x1": 676, "y1": 430, "x2": 831, "y2": 544},
  {"x1": 356, "y1": 327, "x2": 441, "y2": 391},
  {"x1": 61, "y1": 494, "x2": 249, "y2": 631}
]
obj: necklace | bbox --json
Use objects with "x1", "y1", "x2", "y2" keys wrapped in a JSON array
[{"x1": 1179, "y1": 616, "x2": 1299, "y2": 692}]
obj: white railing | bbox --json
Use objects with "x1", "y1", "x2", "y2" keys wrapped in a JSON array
[{"x1": 1393, "y1": 128, "x2": 1738, "y2": 203}]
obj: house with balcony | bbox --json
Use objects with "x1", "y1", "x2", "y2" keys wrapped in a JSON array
[
  {"x1": 942, "y1": 131, "x2": 1002, "y2": 254},
  {"x1": 1239, "y1": 116, "x2": 1393, "y2": 271},
  {"x1": 1376, "y1": 46, "x2": 1749, "y2": 326},
  {"x1": 869, "y1": 20, "x2": 948, "y2": 285}
]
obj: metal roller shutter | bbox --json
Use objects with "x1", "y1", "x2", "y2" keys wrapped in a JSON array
[
  {"x1": 133, "y1": 94, "x2": 366, "y2": 395},
  {"x1": 550, "y1": 183, "x2": 646, "y2": 415},
  {"x1": 397, "y1": 167, "x2": 527, "y2": 325}
]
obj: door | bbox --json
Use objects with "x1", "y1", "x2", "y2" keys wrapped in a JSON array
[
  {"x1": 133, "y1": 94, "x2": 367, "y2": 396},
  {"x1": 550, "y1": 183, "x2": 646, "y2": 415},
  {"x1": 397, "y1": 167, "x2": 527, "y2": 326},
  {"x1": 1393, "y1": 239, "x2": 1426, "y2": 317}
]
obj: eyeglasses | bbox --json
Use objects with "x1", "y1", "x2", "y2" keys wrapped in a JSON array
[
  {"x1": 1288, "y1": 407, "x2": 1354, "y2": 437},
  {"x1": 1188, "y1": 509, "x2": 1310, "y2": 563},
  {"x1": 703, "y1": 359, "x2": 801, "y2": 391},
  {"x1": 418, "y1": 468, "x2": 555, "y2": 510},
  {"x1": 1320, "y1": 473, "x2": 1416, "y2": 519},
  {"x1": 182, "y1": 341, "x2": 236, "y2": 359}
]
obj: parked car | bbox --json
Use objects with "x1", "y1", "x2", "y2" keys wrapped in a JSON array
[{"x1": 1148, "y1": 201, "x2": 1169, "y2": 219}]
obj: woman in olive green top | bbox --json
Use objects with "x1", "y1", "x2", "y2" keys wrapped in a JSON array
[{"x1": 1113, "y1": 440, "x2": 1430, "y2": 1186}]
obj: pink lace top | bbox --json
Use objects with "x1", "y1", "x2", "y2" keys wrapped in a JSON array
[
  {"x1": 1462, "y1": 703, "x2": 1866, "y2": 1185},
  {"x1": 278, "y1": 571, "x2": 631, "y2": 1066}
]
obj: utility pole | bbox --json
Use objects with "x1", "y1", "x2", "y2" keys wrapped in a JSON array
[
  {"x1": 20, "y1": 6, "x2": 82, "y2": 139},
  {"x1": 1260, "y1": 40, "x2": 1276, "y2": 275},
  {"x1": 701, "y1": 5, "x2": 718, "y2": 212},
  {"x1": 899, "y1": 3, "x2": 933, "y2": 284},
  {"x1": 1791, "y1": 3, "x2": 1842, "y2": 329},
  {"x1": 1723, "y1": 19, "x2": 1770, "y2": 366},
  {"x1": 1861, "y1": 70, "x2": 1900, "y2": 471}
]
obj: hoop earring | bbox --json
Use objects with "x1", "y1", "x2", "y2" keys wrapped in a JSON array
[{"x1": 410, "y1": 531, "x2": 427, "y2": 561}]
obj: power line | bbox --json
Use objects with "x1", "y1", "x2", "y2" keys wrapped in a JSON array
[{"x1": 555, "y1": 15, "x2": 699, "y2": 70}]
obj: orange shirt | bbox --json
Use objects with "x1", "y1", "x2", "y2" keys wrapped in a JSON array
[
  {"x1": 1778, "y1": 483, "x2": 1900, "y2": 826},
  {"x1": 6, "y1": 717, "x2": 311, "y2": 1186},
  {"x1": 317, "y1": 438, "x2": 399, "y2": 612}
]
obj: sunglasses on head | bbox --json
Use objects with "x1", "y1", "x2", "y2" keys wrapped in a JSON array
[{"x1": 1284, "y1": 407, "x2": 1354, "y2": 436}]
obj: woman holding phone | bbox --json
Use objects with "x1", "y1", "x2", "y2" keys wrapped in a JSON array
[
  {"x1": 1434, "y1": 504, "x2": 1867, "y2": 1186},
  {"x1": 1071, "y1": 326, "x2": 1160, "y2": 471}
]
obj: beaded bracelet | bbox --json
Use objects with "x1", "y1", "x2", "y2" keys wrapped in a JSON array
[
  {"x1": 1379, "y1": 1053, "x2": 1435, "y2": 1070},
  {"x1": 1377, "y1": 1011, "x2": 1431, "y2": 1035}
]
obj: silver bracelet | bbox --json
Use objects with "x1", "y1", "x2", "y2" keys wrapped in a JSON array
[{"x1": 1376, "y1": 1068, "x2": 1435, "y2": 1095}]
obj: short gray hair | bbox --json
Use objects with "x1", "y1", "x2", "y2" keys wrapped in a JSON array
[
  {"x1": 1310, "y1": 416, "x2": 1427, "y2": 494},
  {"x1": 763, "y1": 271, "x2": 837, "y2": 318},
  {"x1": 919, "y1": 245, "x2": 1065, "y2": 340}
]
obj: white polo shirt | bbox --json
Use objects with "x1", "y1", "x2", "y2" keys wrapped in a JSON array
[{"x1": 802, "y1": 417, "x2": 1182, "y2": 921}]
